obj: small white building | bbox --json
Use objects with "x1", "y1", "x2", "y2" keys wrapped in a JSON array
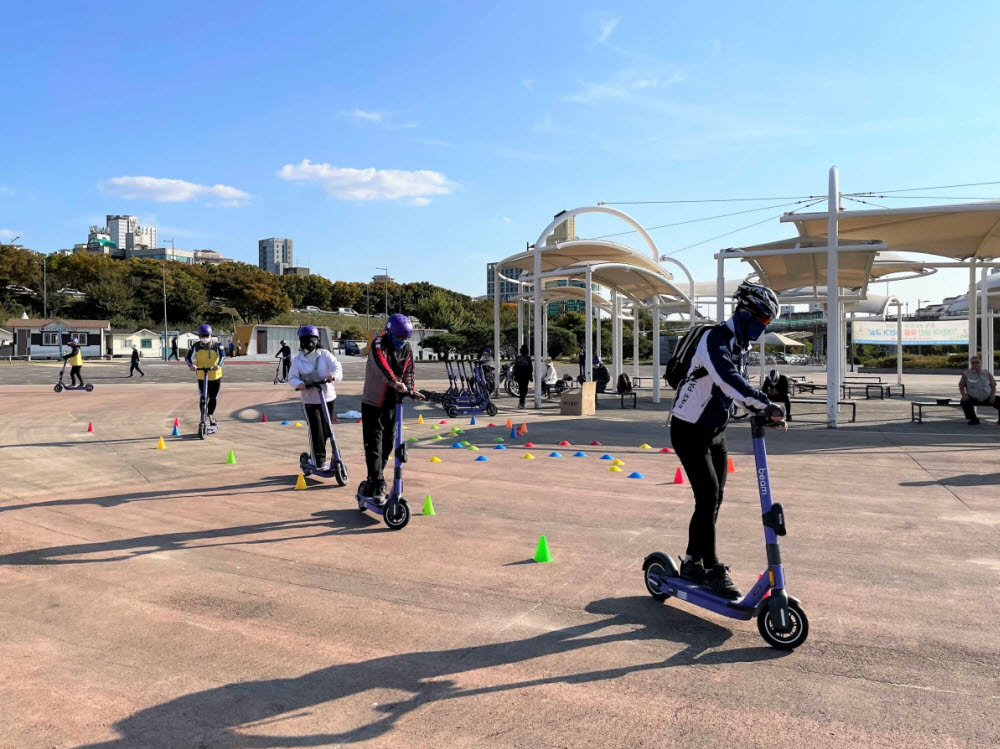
[
  {"x1": 106, "y1": 328, "x2": 168, "y2": 359},
  {"x1": 6, "y1": 318, "x2": 110, "y2": 360}
]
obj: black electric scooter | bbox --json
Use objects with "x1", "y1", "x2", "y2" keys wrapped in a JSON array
[
  {"x1": 54, "y1": 359, "x2": 94, "y2": 392},
  {"x1": 197, "y1": 369, "x2": 219, "y2": 439},
  {"x1": 298, "y1": 378, "x2": 348, "y2": 486},
  {"x1": 355, "y1": 390, "x2": 413, "y2": 530}
]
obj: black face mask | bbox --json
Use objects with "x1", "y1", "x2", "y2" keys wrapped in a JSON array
[{"x1": 300, "y1": 336, "x2": 320, "y2": 352}]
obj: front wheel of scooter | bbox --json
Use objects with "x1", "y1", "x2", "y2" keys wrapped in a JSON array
[
  {"x1": 757, "y1": 600, "x2": 809, "y2": 650},
  {"x1": 486, "y1": 403, "x2": 498, "y2": 417},
  {"x1": 53, "y1": 383, "x2": 63, "y2": 393},
  {"x1": 198, "y1": 423, "x2": 207, "y2": 440},
  {"x1": 641, "y1": 552, "x2": 675, "y2": 602},
  {"x1": 446, "y1": 405, "x2": 459, "y2": 419},
  {"x1": 383, "y1": 499, "x2": 410, "y2": 530},
  {"x1": 85, "y1": 384, "x2": 94, "y2": 392},
  {"x1": 334, "y1": 461, "x2": 348, "y2": 487}
]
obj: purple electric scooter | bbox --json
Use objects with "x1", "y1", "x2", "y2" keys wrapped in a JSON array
[
  {"x1": 642, "y1": 405, "x2": 809, "y2": 650},
  {"x1": 355, "y1": 390, "x2": 413, "y2": 530}
]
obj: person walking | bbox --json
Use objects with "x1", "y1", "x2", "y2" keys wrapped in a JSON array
[
  {"x1": 513, "y1": 344, "x2": 532, "y2": 408},
  {"x1": 128, "y1": 345, "x2": 145, "y2": 378},
  {"x1": 276, "y1": 339, "x2": 293, "y2": 382},
  {"x1": 168, "y1": 336, "x2": 179, "y2": 361},
  {"x1": 670, "y1": 281, "x2": 783, "y2": 601}
]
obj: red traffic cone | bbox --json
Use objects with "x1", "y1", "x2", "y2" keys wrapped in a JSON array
[
  {"x1": 86, "y1": 421, "x2": 94, "y2": 433},
  {"x1": 558, "y1": 440, "x2": 571, "y2": 446},
  {"x1": 590, "y1": 440, "x2": 602, "y2": 446},
  {"x1": 173, "y1": 417, "x2": 180, "y2": 427},
  {"x1": 660, "y1": 446, "x2": 674, "y2": 454},
  {"x1": 523, "y1": 442, "x2": 535, "y2": 448},
  {"x1": 673, "y1": 467, "x2": 685, "y2": 485},
  {"x1": 727, "y1": 456, "x2": 736, "y2": 473},
  {"x1": 260, "y1": 413, "x2": 268, "y2": 423}
]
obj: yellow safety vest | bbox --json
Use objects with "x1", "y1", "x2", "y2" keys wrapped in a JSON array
[
  {"x1": 191, "y1": 344, "x2": 224, "y2": 381},
  {"x1": 67, "y1": 348, "x2": 82, "y2": 366}
]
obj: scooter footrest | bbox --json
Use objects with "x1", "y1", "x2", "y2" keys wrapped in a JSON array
[{"x1": 761, "y1": 503, "x2": 786, "y2": 536}]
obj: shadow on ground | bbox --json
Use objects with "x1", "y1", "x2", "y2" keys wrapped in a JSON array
[{"x1": 77, "y1": 596, "x2": 787, "y2": 749}]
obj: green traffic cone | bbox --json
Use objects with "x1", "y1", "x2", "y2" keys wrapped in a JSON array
[
  {"x1": 226, "y1": 449, "x2": 237, "y2": 465},
  {"x1": 421, "y1": 494, "x2": 436, "y2": 516},
  {"x1": 533, "y1": 534, "x2": 552, "y2": 563}
]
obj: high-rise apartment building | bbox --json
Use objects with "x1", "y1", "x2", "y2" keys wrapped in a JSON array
[
  {"x1": 258, "y1": 238, "x2": 293, "y2": 274},
  {"x1": 486, "y1": 262, "x2": 524, "y2": 302},
  {"x1": 105, "y1": 215, "x2": 156, "y2": 252}
]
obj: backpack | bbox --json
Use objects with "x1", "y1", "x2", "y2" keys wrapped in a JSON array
[
  {"x1": 664, "y1": 325, "x2": 712, "y2": 389},
  {"x1": 616, "y1": 373, "x2": 633, "y2": 394}
]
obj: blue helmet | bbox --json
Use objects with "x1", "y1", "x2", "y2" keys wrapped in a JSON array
[
  {"x1": 68, "y1": 338, "x2": 79, "y2": 347},
  {"x1": 386, "y1": 313, "x2": 413, "y2": 339},
  {"x1": 297, "y1": 325, "x2": 319, "y2": 338},
  {"x1": 197, "y1": 324, "x2": 213, "y2": 337}
]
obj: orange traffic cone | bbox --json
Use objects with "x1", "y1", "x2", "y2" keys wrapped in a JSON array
[
  {"x1": 519, "y1": 423, "x2": 528, "y2": 434},
  {"x1": 727, "y1": 456, "x2": 736, "y2": 473},
  {"x1": 673, "y1": 467, "x2": 685, "y2": 485},
  {"x1": 505, "y1": 417, "x2": 513, "y2": 429}
]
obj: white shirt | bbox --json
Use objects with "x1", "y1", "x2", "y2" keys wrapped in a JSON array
[
  {"x1": 543, "y1": 364, "x2": 558, "y2": 384},
  {"x1": 288, "y1": 349, "x2": 343, "y2": 404}
]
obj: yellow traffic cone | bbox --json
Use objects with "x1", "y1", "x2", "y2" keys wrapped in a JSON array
[
  {"x1": 156, "y1": 436, "x2": 166, "y2": 450},
  {"x1": 294, "y1": 473, "x2": 307, "y2": 490},
  {"x1": 418, "y1": 413, "x2": 424, "y2": 424}
]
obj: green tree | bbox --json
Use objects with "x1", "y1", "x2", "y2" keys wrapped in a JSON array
[
  {"x1": 0, "y1": 245, "x2": 42, "y2": 308},
  {"x1": 81, "y1": 275, "x2": 138, "y2": 323},
  {"x1": 456, "y1": 324, "x2": 492, "y2": 356},
  {"x1": 208, "y1": 262, "x2": 292, "y2": 322},
  {"x1": 416, "y1": 290, "x2": 470, "y2": 330},
  {"x1": 329, "y1": 281, "x2": 365, "y2": 310},
  {"x1": 546, "y1": 325, "x2": 577, "y2": 358},
  {"x1": 420, "y1": 332, "x2": 467, "y2": 361}
]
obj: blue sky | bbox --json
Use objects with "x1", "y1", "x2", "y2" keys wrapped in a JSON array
[{"x1": 3, "y1": 0, "x2": 999, "y2": 308}]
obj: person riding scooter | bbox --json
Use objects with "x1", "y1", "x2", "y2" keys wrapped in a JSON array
[
  {"x1": 185, "y1": 324, "x2": 226, "y2": 427},
  {"x1": 63, "y1": 339, "x2": 86, "y2": 388},
  {"x1": 670, "y1": 281, "x2": 782, "y2": 600},
  {"x1": 288, "y1": 326, "x2": 343, "y2": 472}
]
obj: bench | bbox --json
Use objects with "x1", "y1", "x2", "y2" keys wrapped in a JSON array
[
  {"x1": 845, "y1": 374, "x2": 883, "y2": 382},
  {"x1": 794, "y1": 382, "x2": 824, "y2": 394},
  {"x1": 841, "y1": 382, "x2": 886, "y2": 399},
  {"x1": 911, "y1": 399, "x2": 997, "y2": 423},
  {"x1": 596, "y1": 389, "x2": 638, "y2": 409},
  {"x1": 789, "y1": 398, "x2": 857, "y2": 422}
]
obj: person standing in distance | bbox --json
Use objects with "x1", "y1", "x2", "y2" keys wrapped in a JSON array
[
  {"x1": 670, "y1": 281, "x2": 783, "y2": 600},
  {"x1": 128, "y1": 344, "x2": 145, "y2": 378}
]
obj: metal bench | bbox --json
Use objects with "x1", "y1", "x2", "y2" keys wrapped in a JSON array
[
  {"x1": 910, "y1": 399, "x2": 995, "y2": 423},
  {"x1": 596, "y1": 390, "x2": 638, "y2": 409},
  {"x1": 845, "y1": 374, "x2": 883, "y2": 382},
  {"x1": 788, "y1": 398, "x2": 857, "y2": 422},
  {"x1": 840, "y1": 382, "x2": 886, "y2": 399}
]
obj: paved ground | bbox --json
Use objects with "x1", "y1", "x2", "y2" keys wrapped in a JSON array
[{"x1": 1, "y1": 367, "x2": 997, "y2": 748}]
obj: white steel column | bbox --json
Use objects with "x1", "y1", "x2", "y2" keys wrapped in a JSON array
[
  {"x1": 652, "y1": 304, "x2": 661, "y2": 404},
  {"x1": 895, "y1": 303, "x2": 903, "y2": 385},
  {"x1": 611, "y1": 290, "x2": 620, "y2": 382},
  {"x1": 826, "y1": 166, "x2": 840, "y2": 428},
  {"x1": 517, "y1": 300, "x2": 523, "y2": 350},
  {"x1": 981, "y1": 267, "x2": 989, "y2": 363},
  {"x1": 969, "y1": 262, "x2": 978, "y2": 357},
  {"x1": 585, "y1": 266, "x2": 593, "y2": 381},
  {"x1": 542, "y1": 308, "x2": 548, "y2": 360},
  {"x1": 533, "y1": 252, "x2": 542, "y2": 408},
  {"x1": 492, "y1": 266, "x2": 501, "y2": 368},
  {"x1": 759, "y1": 337, "x2": 766, "y2": 383},
  {"x1": 632, "y1": 309, "x2": 639, "y2": 381},
  {"x1": 716, "y1": 254, "x2": 726, "y2": 322},
  {"x1": 595, "y1": 306, "x2": 602, "y2": 361}
]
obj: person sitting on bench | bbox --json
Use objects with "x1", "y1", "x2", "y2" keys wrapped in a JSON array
[
  {"x1": 593, "y1": 357, "x2": 611, "y2": 393},
  {"x1": 959, "y1": 355, "x2": 1000, "y2": 425},
  {"x1": 762, "y1": 368, "x2": 791, "y2": 421}
]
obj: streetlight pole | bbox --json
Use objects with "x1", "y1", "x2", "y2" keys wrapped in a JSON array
[
  {"x1": 376, "y1": 266, "x2": 388, "y2": 317},
  {"x1": 161, "y1": 263, "x2": 169, "y2": 362}
]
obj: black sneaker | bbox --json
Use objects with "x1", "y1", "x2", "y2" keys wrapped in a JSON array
[
  {"x1": 704, "y1": 563, "x2": 742, "y2": 601},
  {"x1": 679, "y1": 558, "x2": 706, "y2": 583},
  {"x1": 372, "y1": 480, "x2": 388, "y2": 506},
  {"x1": 969, "y1": 418, "x2": 981, "y2": 426}
]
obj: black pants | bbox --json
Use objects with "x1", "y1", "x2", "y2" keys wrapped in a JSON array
[
  {"x1": 362, "y1": 400, "x2": 396, "y2": 484},
  {"x1": 542, "y1": 382, "x2": 552, "y2": 397},
  {"x1": 168, "y1": 349, "x2": 179, "y2": 361},
  {"x1": 198, "y1": 378, "x2": 221, "y2": 415},
  {"x1": 516, "y1": 377, "x2": 530, "y2": 406},
  {"x1": 281, "y1": 358, "x2": 291, "y2": 380},
  {"x1": 70, "y1": 365, "x2": 83, "y2": 386},
  {"x1": 961, "y1": 396, "x2": 1000, "y2": 422},
  {"x1": 670, "y1": 416, "x2": 729, "y2": 567},
  {"x1": 304, "y1": 399, "x2": 337, "y2": 465},
  {"x1": 129, "y1": 362, "x2": 144, "y2": 377}
]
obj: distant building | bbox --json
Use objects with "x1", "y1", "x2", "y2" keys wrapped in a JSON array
[
  {"x1": 487, "y1": 262, "x2": 524, "y2": 302},
  {"x1": 105, "y1": 215, "x2": 156, "y2": 252},
  {"x1": 282, "y1": 266, "x2": 310, "y2": 277},
  {"x1": 193, "y1": 249, "x2": 225, "y2": 265},
  {"x1": 259, "y1": 237, "x2": 293, "y2": 274},
  {"x1": 127, "y1": 247, "x2": 195, "y2": 264},
  {"x1": 372, "y1": 273, "x2": 395, "y2": 284},
  {"x1": 545, "y1": 214, "x2": 576, "y2": 245},
  {"x1": 6, "y1": 317, "x2": 110, "y2": 359}
]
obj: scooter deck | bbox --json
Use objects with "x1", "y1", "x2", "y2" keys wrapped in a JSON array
[{"x1": 651, "y1": 574, "x2": 757, "y2": 620}]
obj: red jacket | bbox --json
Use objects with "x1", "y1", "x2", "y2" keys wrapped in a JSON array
[{"x1": 362, "y1": 333, "x2": 415, "y2": 407}]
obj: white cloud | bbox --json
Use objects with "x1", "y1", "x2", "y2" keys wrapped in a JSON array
[
  {"x1": 1, "y1": 228, "x2": 23, "y2": 241},
  {"x1": 277, "y1": 159, "x2": 455, "y2": 204},
  {"x1": 502, "y1": 217, "x2": 512, "y2": 223},
  {"x1": 339, "y1": 109, "x2": 418, "y2": 130},
  {"x1": 340, "y1": 108, "x2": 384, "y2": 124},
  {"x1": 595, "y1": 15, "x2": 619, "y2": 44},
  {"x1": 414, "y1": 137, "x2": 454, "y2": 148},
  {"x1": 99, "y1": 176, "x2": 250, "y2": 205},
  {"x1": 522, "y1": 78, "x2": 535, "y2": 90},
  {"x1": 0, "y1": 186, "x2": 14, "y2": 196}
]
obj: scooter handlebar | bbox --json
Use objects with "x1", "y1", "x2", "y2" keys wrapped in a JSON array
[{"x1": 747, "y1": 403, "x2": 786, "y2": 429}]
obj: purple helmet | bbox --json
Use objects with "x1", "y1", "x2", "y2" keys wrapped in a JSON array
[
  {"x1": 68, "y1": 338, "x2": 79, "y2": 347},
  {"x1": 385, "y1": 313, "x2": 413, "y2": 339},
  {"x1": 297, "y1": 325, "x2": 319, "y2": 338},
  {"x1": 197, "y1": 324, "x2": 213, "y2": 336}
]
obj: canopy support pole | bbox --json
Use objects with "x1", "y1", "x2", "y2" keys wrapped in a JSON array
[
  {"x1": 981, "y1": 267, "x2": 989, "y2": 365},
  {"x1": 493, "y1": 266, "x2": 501, "y2": 367},
  {"x1": 585, "y1": 265, "x2": 593, "y2": 382},
  {"x1": 716, "y1": 254, "x2": 725, "y2": 323},
  {"x1": 611, "y1": 290, "x2": 619, "y2": 383},
  {"x1": 652, "y1": 304, "x2": 661, "y2": 404},
  {"x1": 969, "y1": 262, "x2": 978, "y2": 357},
  {"x1": 595, "y1": 304, "x2": 602, "y2": 362},
  {"x1": 517, "y1": 300, "x2": 523, "y2": 350},
  {"x1": 542, "y1": 307, "x2": 548, "y2": 361},
  {"x1": 826, "y1": 166, "x2": 840, "y2": 429},
  {"x1": 533, "y1": 251, "x2": 542, "y2": 408},
  {"x1": 632, "y1": 309, "x2": 639, "y2": 381},
  {"x1": 895, "y1": 302, "x2": 903, "y2": 385},
  {"x1": 759, "y1": 337, "x2": 766, "y2": 383}
]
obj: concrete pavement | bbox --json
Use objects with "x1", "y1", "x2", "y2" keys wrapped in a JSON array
[{"x1": 0, "y1": 373, "x2": 997, "y2": 748}]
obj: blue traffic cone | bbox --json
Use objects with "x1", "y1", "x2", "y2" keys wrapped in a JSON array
[
  {"x1": 171, "y1": 424, "x2": 180, "y2": 437},
  {"x1": 470, "y1": 415, "x2": 477, "y2": 425}
]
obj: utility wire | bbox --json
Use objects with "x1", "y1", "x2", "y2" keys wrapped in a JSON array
[
  {"x1": 844, "y1": 180, "x2": 1000, "y2": 196},
  {"x1": 598, "y1": 195, "x2": 821, "y2": 205},
  {"x1": 842, "y1": 195, "x2": 889, "y2": 209},
  {"x1": 851, "y1": 195, "x2": 1000, "y2": 201},
  {"x1": 662, "y1": 198, "x2": 827, "y2": 257},
  {"x1": 592, "y1": 199, "x2": 817, "y2": 240}
]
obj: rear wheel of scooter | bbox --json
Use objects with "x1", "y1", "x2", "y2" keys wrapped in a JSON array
[
  {"x1": 334, "y1": 461, "x2": 348, "y2": 487},
  {"x1": 198, "y1": 422, "x2": 207, "y2": 440},
  {"x1": 642, "y1": 552, "x2": 673, "y2": 602},
  {"x1": 85, "y1": 384, "x2": 94, "y2": 392},
  {"x1": 757, "y1": 601, "x2": 809, "y2": 650},
  {"x1": 53, "y1": 383, "x2": 63, "y2": 393},
  {"x1": 486, "y1": 403, "x2": 498, "y2": 417},
  {"x1": 446, "y1": 405, "x2": 459, "y2": 418},
  {"x1": 383, "y1": 499, "x2": 410, "y2": 530}
]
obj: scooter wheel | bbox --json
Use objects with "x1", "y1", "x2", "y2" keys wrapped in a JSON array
[
  {"x1": 85, "y1": 384, "x2": 94, "y2": 392},
  {"x1": 486, "y1": 403, "x2": 498, "y2": 417},
  {"x1": 757, "y1": 600, "x2": 809, "y2": 650},
  {"x1": 383, "y1": 499, "x2": 410, "y2": 530},
  {"x1": 53, "y1": 384, "x2": 63, "y2": 393},
  {"x1": 299, "y1": 452, "x2": 310, "y2": 467},
  {"x1": 641, "y1": 552, "x2": 673, "y2": 602},
  {"x1": 198, "y1": 423, "x2": 207, "y2": 440},
  {"x1": 334, "y1": 461, "x2": 348, "y2": 487},
  {"x1": 446, "y1": 405, "x2": 459, "y2": 419}
]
